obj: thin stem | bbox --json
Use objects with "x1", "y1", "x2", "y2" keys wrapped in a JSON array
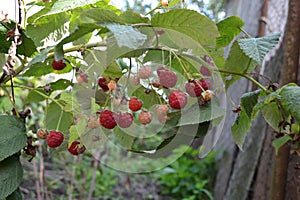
[
  {"x1": 55, "y1": 109, "x2": 63, "y2": 131},
  {"x1": 47, "y1": 42, "x2": 106, "y2": 59},
  {"x1": 10, "y1": 77, "x2": 15, "y2": 103},
  {"x1": 170, "y1": 50, "x2": 192, "y2": 79},
  {"x1": 144, "y1": 4, "x2": 160, "y2": 16},
  {"x1": 243, "y1": 58, "x2": 252, "y2": 73},
  {"x1": 1, "y1": 42, "x2": 106, "y2": 84},
  {"x1": 1, "y1": 86, "x2": 20, "y2": 117},
  {"x1": 239, "y1": 28, "x2": 252, "y2": 38},
  {"x1": 218, "y1": 69, "x2": 267, "y2": 93},
  {"x1": 3, "y1": 84, "x2": 65, "y2": 109},
  {"x1": 87, "y1": 150, "x2": 101, "y2": 200}
]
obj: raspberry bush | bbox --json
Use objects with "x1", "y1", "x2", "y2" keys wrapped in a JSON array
[{"x1": 0, "y1": 0, "x2": 299, "y2": 199}]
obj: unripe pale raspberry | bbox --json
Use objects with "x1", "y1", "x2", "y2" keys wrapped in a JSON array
[
  {"x1": 161, "y1": 0, "x2": 169, "y2": 7},
  {"x1": 108, "y1": 80, "x2": 117, "y2": 91},
  {"x1": 138, "y1": 67, "x2": 152, "y2": 79},
  {"x1": 77, "y1": 72, "x2": 88, "y2": 83},
  {"x1": 155, "y1": 104, "x2": 169, "y2": 116},
  {"x1": 130, "y1": 75, "x2": 140, "y2": 85},
  {"x1": 139, "y1": 111, "x2": 152, "y2": 125},
  {"x1": 115, "y1": 112, "x2": 134, "y2": 128},
  {"x1": 37, "y1": 129, "x2": 48, "y2": 140},
  {"x1": 87, "y1": 116, "x2": 99, "y2": 129},
  {"x1": 157, "y1": 66, "x2": 178, "y2": 89}
]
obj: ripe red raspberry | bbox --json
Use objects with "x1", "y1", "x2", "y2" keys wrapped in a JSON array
[
  {"x1": 46, "y1": 130, "x2": 64, "y2": 148},
  {"x1": 52, "y1": 59, "x2": 66, "y2": 70},
  {"x1": 68, "y1": 141, "x2": 86, "y2": 155},
  {"x1": 157, "y1": 66, "x2": 178, "y2": 89},
  {"x1": 168, "y1": 90, "x2": 187, "y2": 110},
  {"x1": 138, "y1": 67, "x2": 152, "y2": 79},
  {"x1": 138, "y1": 111, "x2": 152, "y2": 125},
  {"x1": 98, "y1": 110, "x2": 117, "y2": 129},
  {"x1": 129, "y1": 97, "x2": 143, "y2": 112},
  {"x1": 185, "y1": 79, "x2": 210, "y2": 97},
  {"x1": 68, "y1": 141, "x2": 80, "y2": 155},
  {"x1": 98, "y1": 77, "x2": 109, "y2": 91},
  {"x1": 199, "y1": 79, "x2": 210, "y2": 90},
  {"x1": 156, "y1": 104, "x2": 169, "y2": 123},
  {"x1": 115, "y1": 112, "x2": 134, "y2": 128}
]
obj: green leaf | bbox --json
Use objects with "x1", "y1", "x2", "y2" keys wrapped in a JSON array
[
  {"x1": 17, "y1": 31, "x2": 37, "y2": 57},
  {"x1": 45, "y1": 102, "x2": 73, "y2": 133},
  {"x1": 0, "y1": 22, "x2": 36, "y2": 56},
  {"x1": 0, "y1": 115, "x2": 26, "y2": 162},
  {"x1": 231, "y1": 110, "x2": 251, "y2": 150},
  {"x1": 178, "y1": 100, "x2": 226, "y2": 126},
  {"x1": 114, "y1": 127, "x2": 135, "y2": 149},
  {"x1": 26, "y1": 47, "x2": 52, "y2": 68},
  {"x1": 25, "y1": 79, "x2": 72, "y2": 103},
  {"x1": 251, "y1": 92, "x2": 281, "y2": 120},
  {"x1": 27, "y1": 12, "x2": 70, "y2": 46},
  {"x1": 120, "y1": 11, "x2": 150, "y2": 24},
  {"x1": 261, "y1": 102, "x2": 283, "y2": 131},
  {"x1": 183, "y1": 121, "x2": 210, "y2": 138},
  {"x1": 82, "y1": 8, "x2": 124, "y2": 24},
  {"x1": 151, "y1": 9, "x2": 219, "y2": 47},
  {"x1": 69, "y1": 119, "x2": 86, "y2": 146},
  {"x1": 50, "y1": 79, "x2": 73, "y2": 91},
  {"x1": 240, "y1": 89, "x2": 261, "y2": 118},
  {"x1": 143, "y1": 50, "x2": 170, "y2": 64},
  {"x1": 216, "y1": 16, "x2": 244, "y2": 48},
  {"x1": 222, "y1": 41, "x2": 257, "y2": 88},
  {"x1": 25, "y1": 89, "x2": 46, "y2": 103},
  {"x1": 46, "y1": 0, "x2": 102, "y2": 16},
  {"x1": 278, "y1": 85, "x2": 300, "y2": 123},
  {"x1": 153, "y1": 135, "x2": 175, "y2": 152},
  {"x1": 131, "y1": 87, "x2": 162, "y2": 110},
  {"x1": 95, "y1": 90, "x2": 110, "y2": 107},
  {"x1": 6, "y1": 188, "x2": 23, "y2": 200},
  {"x1": 0, "y1": 155, "x2": 23, "y2": 199},
  {"x1": 102, "y1": 62, "x2": 123, "y2": 79},
  {"x1": 57, "y1": 23, "x2": 99, "y2": 47},
  {"x1": 238, "y1": 32, "x2": 281, "y2": 65},
  {"x1": 106, "y1": 24, "x2": 147, "y2": 49},
  {"x1": 0, "y1": 53, "x2": 5, "y2": 67},
  {"x1": 0, "y1": 23, "x2": 11, "y2": 53},
  {"x1": 272, "y1": 135, "x2": 292, "y2": 155},
  {"x1": 54, "y1": 45, "x2": 64, "y2": 61},
  {"x1": 167, "y1": 0, "x2": 181, "y2": 8}
]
